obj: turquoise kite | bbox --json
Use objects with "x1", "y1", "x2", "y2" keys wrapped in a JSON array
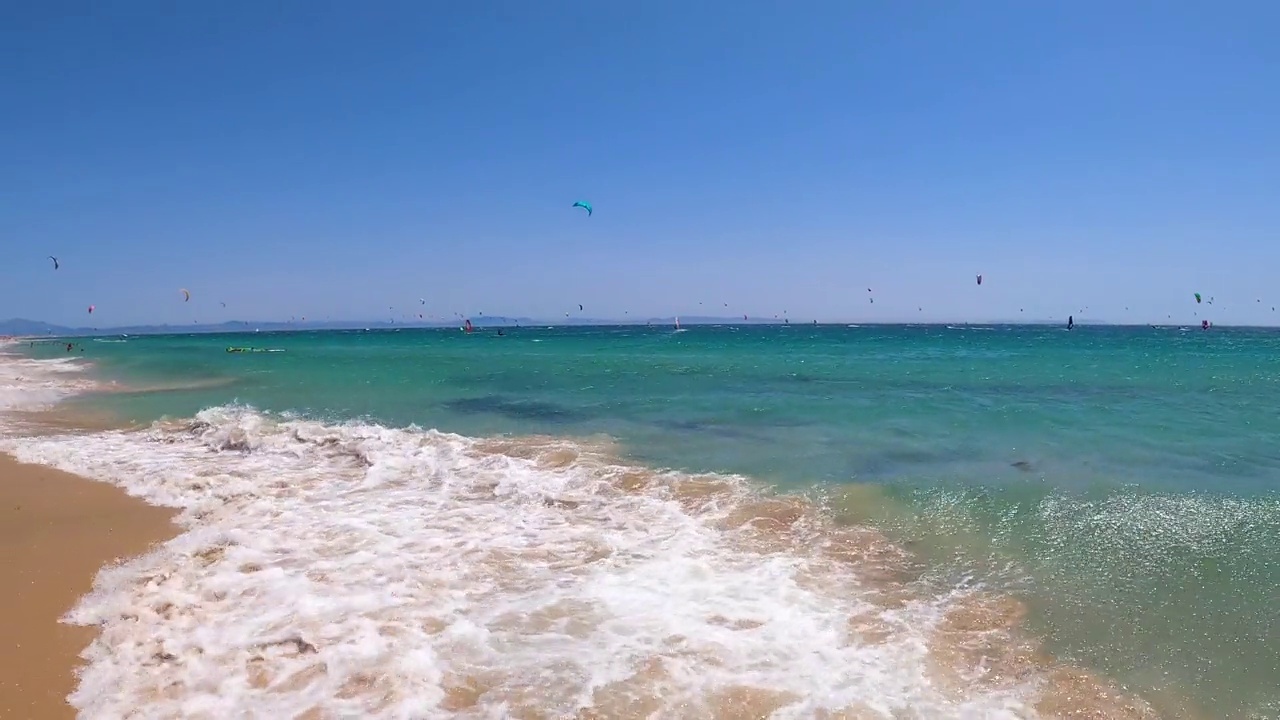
[{"x1": 571, "y1": 200, "x2": 593, "y2": 217}]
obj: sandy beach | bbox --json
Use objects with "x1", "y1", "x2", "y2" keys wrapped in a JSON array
[{"x1": 0, "y1": 452, "x2": 174, "y2": 719}]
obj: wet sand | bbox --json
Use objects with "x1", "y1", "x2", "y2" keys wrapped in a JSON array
[{"x1": 0, "y1": 452, "x2": 174, "y2": 719}]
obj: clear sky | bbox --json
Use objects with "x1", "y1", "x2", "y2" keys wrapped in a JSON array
[{"x1": 3, "y1": 1, "x2": 1279, "y2": 327}]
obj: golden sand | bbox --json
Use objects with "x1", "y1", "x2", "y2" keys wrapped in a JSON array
[{"x1": 0, "y1": 453, "x2": 174, "y2": 719}]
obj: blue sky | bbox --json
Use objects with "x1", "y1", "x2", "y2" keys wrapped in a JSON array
[{"x1": 3, "y1": 1, "x2": 1279, "y2": 326}]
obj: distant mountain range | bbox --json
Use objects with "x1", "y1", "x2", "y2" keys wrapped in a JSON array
[
  {"x1": 0, "y1": 316, "x2": 765, "y2": 336},
  {"x1": 1, "y1": 315, "x2": 1106, "y2": 337},
  {"x1": 0, "y1": 317, "x2": 456, "y2": 337}
]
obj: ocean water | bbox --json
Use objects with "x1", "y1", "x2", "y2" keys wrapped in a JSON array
[{"x1": 2, "y1": 324, "x2": 1278, "y2": 719}]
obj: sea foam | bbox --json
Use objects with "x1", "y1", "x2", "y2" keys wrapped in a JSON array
[
  {"x1": 0, "y1": 344, "x2": 97, "y2": 411},
  {"x1": 0, "y1": 349, "x2": 1158, "y2": 719}
]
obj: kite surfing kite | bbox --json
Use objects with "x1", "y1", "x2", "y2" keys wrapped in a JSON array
[
  {"x1": 87, "y1": 305, "x2": 95, "y2": 314},
  {"x1": 1195, "y1": 293, "x2": 1202, "y2": 304},
  {"x1": 976, "y1": 274, "x2": 983, "y2": 286},
  {"x1": 48, "y1": 256, "x2": 59, "y2": 270},
  {"x1": 181, "y1": 288, "x2": 191, "y2": 302},
  {"x1": 572, "y1": 200, "x2": 593, "y2": 217}
]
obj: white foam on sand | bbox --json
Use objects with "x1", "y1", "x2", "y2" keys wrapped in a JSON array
[{"x1": 0, "y1": 350, "x2": 1153, "y2": 719}]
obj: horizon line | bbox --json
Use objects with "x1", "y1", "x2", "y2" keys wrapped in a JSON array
[{"x1": 1, "y1": 317, "x2": 1254, "y2": 338}]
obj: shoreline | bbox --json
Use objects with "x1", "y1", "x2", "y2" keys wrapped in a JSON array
[
  {"x1": 0, "y1": 340, "x2": 1234, "y2": 717},
  {"x1": 0, "y1": 452, "x2": 175, "y2": 719}
]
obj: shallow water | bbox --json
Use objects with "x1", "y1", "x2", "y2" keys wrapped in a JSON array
[{"x1": 4, "y1": 325, "x2": 1278, "y2": 718}]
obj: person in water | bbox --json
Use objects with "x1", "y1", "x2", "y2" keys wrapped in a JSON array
[{"x1": 1067, "y1": 315, "x2": 1074, "y2": 330}]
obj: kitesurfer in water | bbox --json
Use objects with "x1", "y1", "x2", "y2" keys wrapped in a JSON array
[{"x1": 1067, "y1": 315, "x2": 1074, "y2": 330}]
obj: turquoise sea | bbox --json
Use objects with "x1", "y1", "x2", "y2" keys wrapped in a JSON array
[{"x1": 5, "y1": 324, "x2": 1279, "y2": 719}]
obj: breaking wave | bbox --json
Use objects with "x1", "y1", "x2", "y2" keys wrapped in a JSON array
[{"x1": 0, "y1": 348, "x2": 1160, "y2": 718}]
